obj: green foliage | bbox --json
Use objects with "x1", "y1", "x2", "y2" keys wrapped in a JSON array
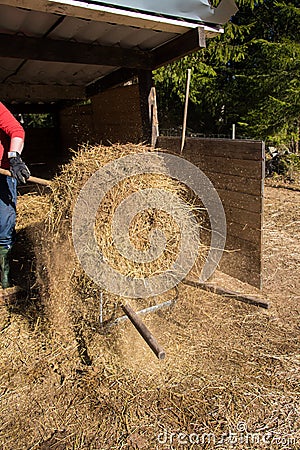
[
  {"x1": 268, "y1": 152, "x2": 300, "y2": 179},
  {"x1": 22, "y1": 113, "x2": 55, "y2": 128},
  {"x1": 281, "y1": 153, "x2": 300, "y2": 173},
  {"x1": 154, "y1": 0, "x2": 300, "y2": 147}
]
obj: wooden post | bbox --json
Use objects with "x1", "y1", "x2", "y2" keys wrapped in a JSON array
[
  {"x1": 122, "y1": 303, "x2": 166, "y2": 359},
  {"x1": 148, "y1": 86, "x2": 159, "y2": 147},
  {"x1": 183, "y1": 279, "x2": 269, "y2": 309},
  {"x1": 180, "y1": 68, "x2": 191, "y2": 155},
  {"x1": 232, "y1": 123, "x2": 236, "y2": 139}
]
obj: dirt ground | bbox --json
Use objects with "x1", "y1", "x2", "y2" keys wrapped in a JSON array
[{"x1": 0, "y1": 186, "x2": 299, "y2": 449}]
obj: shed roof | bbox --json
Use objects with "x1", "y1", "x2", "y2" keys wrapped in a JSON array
[
  {"x1": 0, "y1": 0, "x2": 238, "y2": 104},
  {"x1": 47, "y1": 0, "x2": 238, "y2": 25}
]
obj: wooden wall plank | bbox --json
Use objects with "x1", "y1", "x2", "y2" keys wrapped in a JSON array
[
  {"x1": 59, "y1": 103, "x2": 95, "y2": 152},
  {"x1": 218, "y1": 189, "x2": 262, "y2": 213},
  {"x1": 60, "y1": 84, "x2": 144, "y2": 150},
  {"x1": 156, "y1": 136, "x2": 264, "y2": 289},
  {"x1": 186, "y1": 138, "x2": 263, "y2": 160},
  {"x1": 218, "y1": 251, "x2": 261, "y2": 288},
  {"x1": 199, "y1": 221, "x2": 263, "y2": 247},
  {"x1": 157, "y1": 136, "x2": 263, "y2": 160},
  {"x1": 224, "y1": 206, "x2": 262, "y2": 229},
  {"x1": 91, "y1": 84, "x2": 143, "y2": 144},
  {"x1": 190, "y1": 155, "x2": 263, "y2": 179},
  {"x1": 205, "y1": 171, "x2": 262, "y2": 196},
  {"x1": 226, "y1": 222, "x2": 262, "y2": 245}
]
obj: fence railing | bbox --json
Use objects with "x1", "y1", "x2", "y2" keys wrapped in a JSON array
[{"x1": 159, "y1": 128, "x2": 253, "y2": 140}]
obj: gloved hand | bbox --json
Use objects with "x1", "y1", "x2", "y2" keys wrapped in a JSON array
[{"x1": 9, "y1": 153, "x2": 30, "y2": 184}]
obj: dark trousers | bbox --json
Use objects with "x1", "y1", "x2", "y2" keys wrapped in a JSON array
[{"x1": 0, "y1": 174, "x2": 17, "y2": 249}]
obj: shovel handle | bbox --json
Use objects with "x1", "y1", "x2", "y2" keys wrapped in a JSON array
[{"x1": 0, "y1": 168, "x2": 52, "y2": 186}]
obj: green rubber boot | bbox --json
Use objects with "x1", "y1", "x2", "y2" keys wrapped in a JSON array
[{"x1": 0, "y1": 246, "x2": 11, "y2": 289}]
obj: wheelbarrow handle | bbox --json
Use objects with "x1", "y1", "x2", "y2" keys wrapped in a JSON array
[{"x1": 0, "y1": 168, "x2": 52, "y2": 186}]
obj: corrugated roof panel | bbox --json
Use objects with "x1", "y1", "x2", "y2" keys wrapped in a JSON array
[
  {"x1": 93, "y1": 23, "x2": 144, "y2": 47},
  {"x1": 3, "y1": 59, "x2": 117, "y2": 85},
  {"x1": 0, "y1": 3, "x2": 197, "y2": 91},
  {"x1": 48, "y1": 15, "x2": 176, "y2": 50},
  {"x1": 49, "y1": 17, "x2": 113, "y2": 43},
  {"x1": 0, "y1": 6, "x2": 178, "y2": 50},
  {"x1": 0, "y1": 6, "x2": 59, "y2": 37},
  {"x1": 0, "y1": 5, "x2": 28, "y2": 32},
  {"x1": 118, "y1": 27, "x2": 175, "y2": 50},
  {"x1": 48, "y1": 16, "x2": 91, "y2": 40},
  {"x1": 98, "y1": 25, "x2": 176, "y2": 50},
  {"x1": 0, "y1": 1, "x2": 229, "y2": 102},
  {"x1": 18, "y1": 10, "x2": 60, "y2": 36},
  {"x1": 136, "y1": 31, "x2": 176, "y2": 51}
]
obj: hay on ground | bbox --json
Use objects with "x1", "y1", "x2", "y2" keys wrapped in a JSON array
[{"x1": 0, "y1": 144, "x2": 298, "y2": 449}]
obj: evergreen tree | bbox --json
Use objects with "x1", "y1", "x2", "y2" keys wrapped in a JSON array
[{"x1": 154, "y1": 0, "x2": 300, "y2": 149}]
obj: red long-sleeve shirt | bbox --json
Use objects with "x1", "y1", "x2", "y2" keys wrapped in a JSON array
[{"x1": 0, "y1": 102, "x2": 25, "y2": 169}]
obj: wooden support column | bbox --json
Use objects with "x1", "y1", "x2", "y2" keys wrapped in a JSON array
[
  {"x1": 148, "y1": 86, "x2": 159, "y2": 148},
  {"x1": 138, "y1": 70, "x2": 154, "y2": 145}
]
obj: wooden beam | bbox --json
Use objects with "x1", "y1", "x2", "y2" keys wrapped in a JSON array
[
  {"x1": 151, "y1": 26, "x2": 206, "y2": 69},
  {"x1": 86, "y1": 27, "x2": 206, "y2": 97},
  {"x1": 86, "y1": 68, "x2": 137, "y2": 97},
  {"x1": 0, "y1": 84, "x2": 85, "y2": 102},
  {"x1": 0, "y1": 33, "x2": 153, "y2": 69}
]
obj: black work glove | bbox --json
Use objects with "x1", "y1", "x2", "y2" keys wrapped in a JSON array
[{"x1": 9, "y1": 153, "x2": 31, "y2": 184}]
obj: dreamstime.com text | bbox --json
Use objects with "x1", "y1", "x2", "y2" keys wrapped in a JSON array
[{"x1": 157, "y1": 422, "x2": 297, "y2": 447}]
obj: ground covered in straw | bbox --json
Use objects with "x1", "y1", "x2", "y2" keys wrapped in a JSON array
[{"x1": 0, "y1": 146, "x2": 299, "y2": 449}]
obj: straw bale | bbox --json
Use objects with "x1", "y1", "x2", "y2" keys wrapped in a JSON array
[{"x1": 33, "y1": 143, "x2": 206, "y2": 342}]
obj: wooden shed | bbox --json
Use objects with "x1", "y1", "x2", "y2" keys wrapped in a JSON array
[
  {"x1": 0, "y1": 0, "x2": 265, "y2": 290},
  {"x1": 0, "y1": 0, "x2": 237, "y2": 148}
]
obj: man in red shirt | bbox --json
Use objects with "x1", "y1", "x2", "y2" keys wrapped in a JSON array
[{"x1": 0, "y1": 102, "x2": 30, "y2": 288}]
